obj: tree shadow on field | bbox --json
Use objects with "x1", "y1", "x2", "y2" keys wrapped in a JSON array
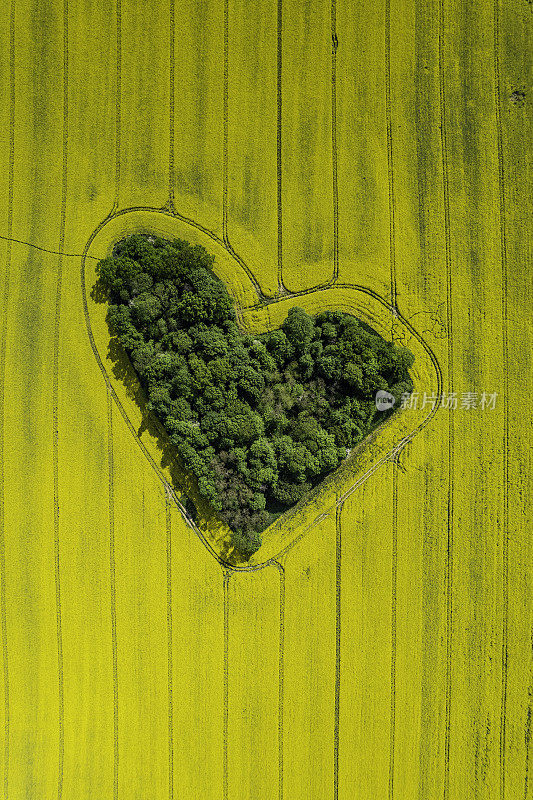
[
  {"x1": 90, "y1": 278, "x2": 240, "y2": 565},
  {"x1": 90, "y1": 279, "x2": 110, "y2": 305}
]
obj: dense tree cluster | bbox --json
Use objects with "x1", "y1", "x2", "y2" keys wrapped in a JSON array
[{"x1": 96, "y1": 234, "x2": 414, "y2": 556}]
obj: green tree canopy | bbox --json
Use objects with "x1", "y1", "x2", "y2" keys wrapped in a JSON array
[{"x1": 96, "y1": 234, "x2": 415, "y2": 557}]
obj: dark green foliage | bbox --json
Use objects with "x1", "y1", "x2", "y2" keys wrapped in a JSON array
[{"x1": 96, "y1": 234, "x2": 414, "y2": 557}]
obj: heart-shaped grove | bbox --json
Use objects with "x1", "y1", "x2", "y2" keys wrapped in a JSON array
[{"x1": 82, "y1": 209, "x2": 441, "y2": 566}]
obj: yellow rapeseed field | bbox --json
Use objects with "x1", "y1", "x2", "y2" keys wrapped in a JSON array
[{"x1": 0, "y1": 0, "x2": 531, "y2": 798}]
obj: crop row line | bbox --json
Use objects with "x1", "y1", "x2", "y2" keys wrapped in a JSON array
[
  {"x1": 113, "y1": 0, "x2": 122, "y2": 212},
  {"x1": 0, "y1": 233, "x2": 101, "y2": 261},
  {"x1": 493, "y1": 0, "x2": 509, "y2": 796},
  {"x1": 166, "y1": 494, "x2": 174, "y2": 800},
  {"x1": 333, "y1": 500, "x2": 342, "y2": 799},
  {"x1": 0, "y1": 2, "x2": 16, "y2": 797},
  {"x1": 222, "y1": 570, "x2": 230, "y2": 800},
  {"x1": 222, "y1": 0, "x2": 229, "y2": 248},
  {"x1": 168, "y1": 0, "x2": 175, "y2": 209},
  {"x1": 438, "y1": 0, "x2": 455, "y2": 795},
  {"x1": 385, "y1": 0, "x2": 397, "y2": 313},
  {"x1": 276, "y1": 0, "x2": 285, "y2": 293},
  {"x1": 107, "y1": 394, "x2": 119, "y2": 800},
  {"x1": 386, "y1": 2, "x2": 399, "y2": 791},
  {"x1": 52, "y1": 1, "x2": 69, "y2": 796},
  {"x1": 331, "y1": 0, "x2": 339, "y2": 284},
  {"x1": 438, "y1": 0, "x2": 454, "y2": 800},
  {"x1": 272, "y1": 560, "x2": 285, "y2": 800},
  {"x1": 388, "y1": 461, "x2": 398, "y2": 799}
]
